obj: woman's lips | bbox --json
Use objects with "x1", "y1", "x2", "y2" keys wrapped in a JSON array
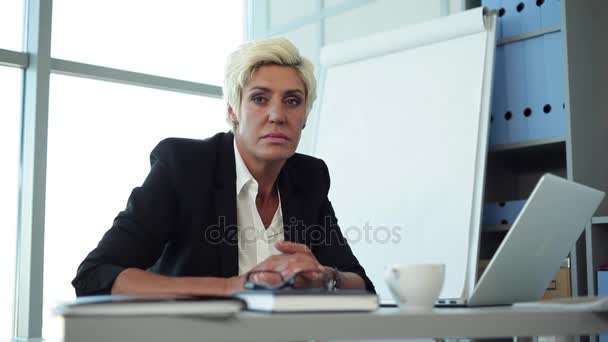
[{"x1": 262, "y1": 133, "x2": 288, "y2": 143}]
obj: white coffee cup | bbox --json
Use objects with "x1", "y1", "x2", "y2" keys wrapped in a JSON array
[{"x1": 385, "y1": 263, "x2": 446, "y2": 312}]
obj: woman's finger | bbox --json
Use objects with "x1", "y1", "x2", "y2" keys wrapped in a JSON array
[{"x1": 275, "y1": 241, "x2": 311, "y2": 254}]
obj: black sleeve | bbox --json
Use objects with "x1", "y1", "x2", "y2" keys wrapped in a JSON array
[
  {"x1": 71, "y1": 141, "x2": 178, "y2": 296},
  {"x1": 312, "y1": 161, "x2": 376, "y2": 293}
]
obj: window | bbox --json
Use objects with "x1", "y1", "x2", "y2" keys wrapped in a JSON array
[
  {"x1": 51, "y1": 0, "x2": 244, "y2": 85},
  {"x1": 6, "y1": 1, "x2": 244, "y2": 339},
  {"x1": 43, "y1": 74, "x2": 228, "y2": 339},
  {"x1": 0, "y1": 1, "x2": 24, "y2": 51},
  {"x1": 0, "y1": 67, "x2": 23, "y2": 338}
]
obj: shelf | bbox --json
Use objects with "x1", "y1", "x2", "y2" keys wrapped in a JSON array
[
  {"x1": 483, "y1": 224, "x2": 511, "y2": 233},
  {"x1": 592, "y1": 216, "x2": 608, "y2": 225},
  {"x1": 497, "y1": 25, "x2": 561, "y2": 46},
  {"x1": 489, "y1": 137, "x2": 565, "y2": 153},
  {"x1": 487, "y1": 138, "x2": 567, "y2": 173}
]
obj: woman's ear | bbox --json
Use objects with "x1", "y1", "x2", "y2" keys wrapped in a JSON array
[
  {"x1": 228, "y1": 105, "x2": 239, "y2": 130},
  {"x1": 227, "y1": 105, "x2": 237, "y2": 122}
]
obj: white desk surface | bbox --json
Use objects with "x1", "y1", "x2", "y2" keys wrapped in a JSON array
[{"x1": 62, "y1": 306, "x2": 608, "y2": 342}]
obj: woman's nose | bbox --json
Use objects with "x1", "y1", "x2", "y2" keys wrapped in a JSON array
[{"x1": 268, "y1": 103, "x2": 286, "y2": 124}]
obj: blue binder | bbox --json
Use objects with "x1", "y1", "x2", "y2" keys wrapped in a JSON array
[
  {"x1": 540, "y1": 0, "x2": 561, "y2": 29},
  {"x1": 490, "y1": 45, "x2": 507, "y2": 145},
  {"x1": 499, "y1": 0, "x2": 541, "y2": 37},
  {"x1": 523, "y1": 33, "x2": 547, "y2": 141},
  {"x1": 521, "y1": 0, "x2": 542, "y2": 34},
  {"x1": 541, "y1": 31, "x2": 566, "y2": 140},
  {"x1": 483, "y1": 200, "x2": 527, "y2": 226},
  {"x1": 489, "y1": 31, "x2": 566, "y2": 145},
  {"x1": 599, "y1": 271, "x2": 608, "y2": 295},
  {"x1": 501, "y1": 0, "x2": 524, "y2": 38},
  {"x1": 600, "y1": 271, "x2": 607, "y2": 342},
  {"x1": 503, "y1": 40, "x2": 528, "y2": 143}
]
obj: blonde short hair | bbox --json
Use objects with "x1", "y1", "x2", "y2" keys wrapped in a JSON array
[{"x1": 223, "y1": 37, "x2": 317, "y2": 127}]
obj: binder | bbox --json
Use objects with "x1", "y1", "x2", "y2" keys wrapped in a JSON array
[
  {"x1": 540, "y1": 0, "x2": 561, "y2": 29},
  {"x1": 500, "y1": 0, "x2": 552, "y2": 38},
  {"x1": 489, "y1": 32, "x2": 566, "y2": 145},
  {"x1": 482, "y1": 200, "x2": 527, "y2": 226},
  {"x1": 503, "y1": 40, "x2": 528, "y2": 143},
  {"x1": 523, "y1": 32, "x2": 548, "y2": 141},
  {"x1": 600, "y1": 271, "x2": 608, "y2": 342},
  {"x1": 490, "y1": 45, "x2": 507, "y2": 145},
  {"x1": 599, "y1": 271, "x2": 608, "y2": 295},
  {"x1": 541, "y1": 31, "x2": 566, "y2": 140},
  {"x1": 501, "y1": 0, "x2": 523, "y2": 38},
  {"x1": 521, "y1": 0, "x2": 541, "y2": 34}
]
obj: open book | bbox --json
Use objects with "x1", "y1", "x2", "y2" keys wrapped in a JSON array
[
  {"x1": 55, "y1": 294, "x2": 245, "y2": 317},
  {"x1": 234, "y1": 289, "x2": 379, "y2": 313}
]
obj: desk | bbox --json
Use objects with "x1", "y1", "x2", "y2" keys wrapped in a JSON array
[{"x1": 62, "y1": 307, "x2": 608, "y2": 342}]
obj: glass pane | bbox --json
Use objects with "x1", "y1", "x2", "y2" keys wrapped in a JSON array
[
  {"x1": 324, "y1": 0, "x2": 442, "y2": 44},
  {"x1": 43, "y1": 75, "x2": 228, "y2": 339},
  {"x1": 0, "y1": 67, "x2": 22, "y2": 339},
  {"x1": 51, "y1": 0, "x2": 243, "y2": 85},
  {"x1": 269, "y1": 0, "x2": 317, "y2": 29},
  {"x1": 0, "y1": 1, "x2": 24, "y2": 51},
  {"x1": 276, "y1": 24, "x2": 320, "y2": 65},
  {"x1": 324, "y1": 0, "x2": 351, "y2": 8}
]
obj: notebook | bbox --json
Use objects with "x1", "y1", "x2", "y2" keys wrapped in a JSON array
[
  {"x1": 55, "y1": 294, "x2": 245, "y2": 317},
  {"x1": 234, "y1": 289, "x2": 379, "y2": 313}
]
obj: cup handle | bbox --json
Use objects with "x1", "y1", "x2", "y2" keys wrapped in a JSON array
[{"x1": 385, "y1": 266, "x2": 402, "y2": 303}]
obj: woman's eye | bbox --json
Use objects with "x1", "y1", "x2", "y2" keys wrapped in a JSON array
[
  {"x1": 252, "y1": 96, "x2": 266, "y2": 103},
  {"x1": 286, "y1": 98, "x2": 302, "y2": 106}
]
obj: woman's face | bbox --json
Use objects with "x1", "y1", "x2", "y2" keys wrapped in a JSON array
[{"x1": 231, "y1": 64, "x2": 307, "y2": 164}]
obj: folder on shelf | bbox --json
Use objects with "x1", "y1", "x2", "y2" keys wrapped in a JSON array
[
  {"x1": 500, "y1": 0, "x2": 543, "y2": 38},
  {"x1": 540, "y1": 0, "x2": 561, "y2": 29},
  {"x1": 521, "y1": 0, "x2": 542, "y2": 34},
  {"x1": 599, "y1": 271, "x2": 608, "y2": 296},
  {"x1": 599, "y1": 269, "x2": 607, "y2": 342},
  {"x1": 542, "y1": 31, "x2": 567, "y2": 140},
  {"x1": 503, "y1": 40, "x2": 529, "y2": 143},
  {"x1": 500, "y1": 0, "x2": 524, "y2": 38},
  {"x1": 523, "y1": 33, "x2": 548, "y2": 141},
  {"x1": 489, "y1": 30, "x2": 566, "y2": 146},
  {"x1": 483, "y1": 200, "x2": 527, "y2": 226},
  {"x1": 520, "y1": 32, "x2": 565, "y2": 142},
  {"x1": 600, "y1": 271, "x2": 608, "y2": 342},
  {"x1": 490, "y1": 45, "x2": 507, "y2": 145}
]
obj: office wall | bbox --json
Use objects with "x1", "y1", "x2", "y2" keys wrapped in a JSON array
[{"x1": 251, "y1": 0, "x2": 467, "y2": 155}]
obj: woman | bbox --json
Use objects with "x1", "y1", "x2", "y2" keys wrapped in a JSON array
[{"x1": 72, "y1": 37, "x2": 374, "y2": 296}]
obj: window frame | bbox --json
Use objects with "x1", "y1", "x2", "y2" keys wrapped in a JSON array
[{"x1": 0, "y1": 0, "x2": 249, "y2": 339}]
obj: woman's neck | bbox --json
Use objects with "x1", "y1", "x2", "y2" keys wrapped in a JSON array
[{"x1": 235, "y1": 140, "x2": 285, "y2": 197}]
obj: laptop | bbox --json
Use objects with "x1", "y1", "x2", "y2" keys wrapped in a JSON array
[{"x1": 437, "y1": 173, "x2": 605, "y2": 307}]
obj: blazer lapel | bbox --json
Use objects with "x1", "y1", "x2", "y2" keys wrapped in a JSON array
[
  {"x1": 278, "y1": 160, "x2": 307, "y2": 245},
  {"x1": 212, "y1": 132, "x2": 239, "y2": 278}
]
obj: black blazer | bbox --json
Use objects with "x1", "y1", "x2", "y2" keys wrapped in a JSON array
[{"x1": 72, "y1": 132, "x2": 375, "y2": 296}]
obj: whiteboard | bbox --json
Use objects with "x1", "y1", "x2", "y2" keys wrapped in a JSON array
[{"x1": 315, "y1": 8, "x2": 497, "y2": 302}]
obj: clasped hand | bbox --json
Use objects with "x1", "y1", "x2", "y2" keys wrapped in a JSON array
[{"x1": 246, "y1": 241, "x2": 329, "y2": 289}]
